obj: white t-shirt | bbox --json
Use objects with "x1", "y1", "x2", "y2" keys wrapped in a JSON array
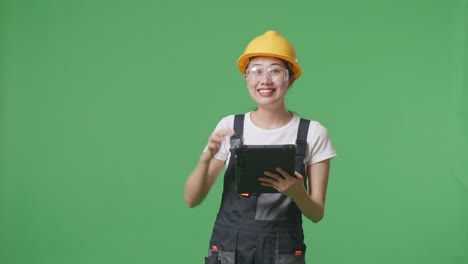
[{"x1": 209, "y1": 112, "x2": 337, "y2": 166}]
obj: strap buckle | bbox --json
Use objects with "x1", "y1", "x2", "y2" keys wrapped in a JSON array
[{"x1": 230, "y1": 135, "x2": 242, "y2": 150}]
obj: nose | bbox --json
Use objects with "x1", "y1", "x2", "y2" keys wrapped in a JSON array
[{"x1": 260, "y1": 71, "x2": 272, "y2": 83}]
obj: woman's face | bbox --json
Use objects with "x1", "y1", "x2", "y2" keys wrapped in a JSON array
[{"x1": 244, "y1": 56, "x2": 293, "y2": 108}]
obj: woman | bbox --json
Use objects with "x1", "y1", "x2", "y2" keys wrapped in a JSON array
[{"x1": 185, "y1": 30, "x2": 337, "y2": 264}]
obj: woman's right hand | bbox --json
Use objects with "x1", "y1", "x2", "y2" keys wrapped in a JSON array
[{"x1": 202, "y1": 129, "x2": 235, "y2": 162}]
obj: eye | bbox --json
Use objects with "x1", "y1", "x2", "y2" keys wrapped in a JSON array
[
  {"x1": 250, "y1": 67, "x2": 263, "y2": 76},
  {"x1": 268, "y1": 68, "x2": 282, "y2": 75}
]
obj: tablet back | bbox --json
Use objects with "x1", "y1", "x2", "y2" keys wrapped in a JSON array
[{"x1": 234, "y1": 144, "x2": 296, "y2": 193}]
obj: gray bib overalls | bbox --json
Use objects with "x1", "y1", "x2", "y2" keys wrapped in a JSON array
[{"x1": 205, "y1": 114, "x2": 310, "y2": 264}]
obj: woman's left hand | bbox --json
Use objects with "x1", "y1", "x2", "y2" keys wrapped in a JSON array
[{"x1": 259, "y1": 168, "x2": 306, "y2": 199}]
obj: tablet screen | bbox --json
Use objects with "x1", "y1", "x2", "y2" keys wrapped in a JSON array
[{"x1": 234, "y1": 144, "x2": 296, "y2": 193}]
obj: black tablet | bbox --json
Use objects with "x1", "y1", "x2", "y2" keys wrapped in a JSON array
[{"x1": 234, "y1": 144, "x2": 296, "y2": 193}]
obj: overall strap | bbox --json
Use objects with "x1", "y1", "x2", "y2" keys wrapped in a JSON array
[
  {"x1": 296, "y1": 118, "x2": 310, "y2": 144},
  {"x1": 295, "y1": 118, "x2": 310, "y2": 185},
  {"x1": 225, "y1": 114, "x2": 245, "y2": 190},
  {"x1": 230, "y1": 114, "x2": 244, "y2": 149}
]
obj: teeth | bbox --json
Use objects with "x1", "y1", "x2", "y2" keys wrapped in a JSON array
[{"x1": 259, "y1": 89, "x2": 274, "y2": 94}]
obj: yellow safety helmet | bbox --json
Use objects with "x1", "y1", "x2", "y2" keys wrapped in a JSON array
[{"x1": 237, "y1": 30, "x2": 302, "y2": 79}]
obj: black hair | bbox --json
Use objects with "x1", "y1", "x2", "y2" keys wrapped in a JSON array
[{"x1": 283, "y1": 61, "x2": 294, "y2": 77}]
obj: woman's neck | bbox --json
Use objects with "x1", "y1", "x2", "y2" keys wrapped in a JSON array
[{"x1": 250, "y1": 106, "x2": 293, "y2": 130}]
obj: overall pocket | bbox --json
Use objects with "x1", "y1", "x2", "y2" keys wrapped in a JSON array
[
  {"x1": 276, "y1": 232, "x2": 307, "y2": 264},
  {"x1": 206, "y1": 226, "x2": 239, "y2": 264},
  {"x1": 276, "y1": 253, "x2": 306, "y2": 264},
  {"x1": 204, "y1": 250, "x2": 219, "y2": 264},
  {"x1": 231, "y1": 188, "x2": 257, "y2": 219},
  {"x1": 204, "y1": 248, "x2": 235, "y2": 264}
]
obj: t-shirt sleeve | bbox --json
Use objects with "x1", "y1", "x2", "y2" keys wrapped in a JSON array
[
  {"x1": 202, "y1": 116, "x2": 234, "y2": 162},
  {"x1": 307, "y1": 122, "x2": 337, "y2": 165}
]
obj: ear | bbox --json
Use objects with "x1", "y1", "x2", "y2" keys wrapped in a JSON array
[{"x1": 244, "y1": 74, "x2": 250, "y2": 89}]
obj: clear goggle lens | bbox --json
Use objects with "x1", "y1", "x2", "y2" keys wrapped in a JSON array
[{"x1": 246, "y1": 67, "x2": 289, "y2": 82}]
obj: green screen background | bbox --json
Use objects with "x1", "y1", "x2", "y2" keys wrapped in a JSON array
[{"x1": 1, "y1": 0, "x2": 467, "y2": 263}]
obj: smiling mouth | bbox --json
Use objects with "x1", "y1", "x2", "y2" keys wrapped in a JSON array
[{"x1": 258, "y1": 88, "x2": 276, "y2": 94}]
